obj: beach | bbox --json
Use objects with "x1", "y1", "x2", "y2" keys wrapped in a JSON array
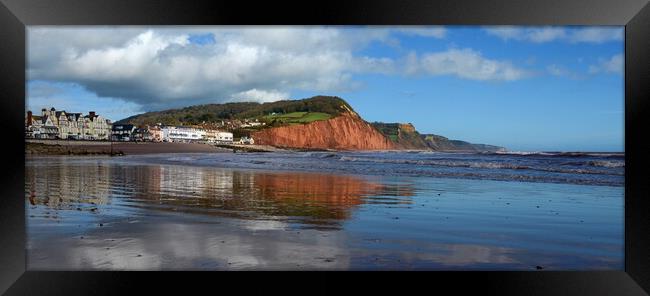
[
  {"x1": 25, "y1": 140, "x2": 256, "y2": 155},
  {"x1": 26, "y1": 152, "x2": 624, "y2": 270},
  {"x1": 25, "y1": 140, "x2": 296, "y2": 155}
]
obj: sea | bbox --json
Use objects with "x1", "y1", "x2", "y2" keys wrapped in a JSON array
[{"x1": 26, "y1": 151, "x2": 624, "y2": 270}]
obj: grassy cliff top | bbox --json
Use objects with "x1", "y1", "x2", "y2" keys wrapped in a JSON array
[{"x1": 117, "y1": 96, "x2": 353, "y2": 126}]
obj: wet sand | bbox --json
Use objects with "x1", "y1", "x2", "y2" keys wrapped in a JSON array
[
  {"x1": 26, "y1": 155, "x2": 624, "y2": 270},
  {"x1": 26, "y1": 140, "x2": 230, "y2": 155}
]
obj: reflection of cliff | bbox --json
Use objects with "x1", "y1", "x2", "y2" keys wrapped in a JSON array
[
  {"x1": 132, "y1": 167, "x2": 413, "y2": 223},
  {"x1": 252, "y1": 112, "x2": 396, "y2": 150},
  {"x1": 251, "y1": 173, "x2": 386, "y2": 220}
]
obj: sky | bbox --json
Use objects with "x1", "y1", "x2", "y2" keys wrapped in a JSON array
[{"x1": 26, "y1": 26, "x2": 624, "y2": 152}]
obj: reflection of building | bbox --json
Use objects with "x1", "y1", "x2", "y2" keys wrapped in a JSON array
[
  {"x1": 26, "y1": 160, "x2": 111, "y2": 208},
  {"x1": 158, "y1": 166, "x2": 206, "y2": 194},
  {"x1": 25, "y1": 108, "x2": 112, "y2": 140}
]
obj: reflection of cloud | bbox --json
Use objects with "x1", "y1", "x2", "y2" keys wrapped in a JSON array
[
  {"x1": 29, "y1": 221, "x2": 352, "y2": 270},
  {"x1": 439, "y1": 244, "x2": 517, "y2": 265},
  {"x1": 350, "y1": 242, "x2": 520, "y2": 269},
  {"x1": 241, "y1": 220, "x2": 287, "y2": 231}
]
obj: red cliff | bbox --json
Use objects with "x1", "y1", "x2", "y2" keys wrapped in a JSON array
[{"x1": 252, "y1": 111, "x2": 397, "y2": 150}]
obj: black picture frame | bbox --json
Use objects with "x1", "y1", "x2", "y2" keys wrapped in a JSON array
[{"x1": 1, "y1": 0, "x2": 648, "y2": 295}]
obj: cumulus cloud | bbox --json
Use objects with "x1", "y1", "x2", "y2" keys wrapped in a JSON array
[
  {"x1": 546, "y1": 64, "x2": 570, "y2": 77},
  {"x1": 484, "y1": 26, "x2": 623, "y2": 43},
  {"x1": 588, "y1": 54, "x2": 624, "y2": 74},
  {"x1": 406, "y1": 49, "x2": 529, "y2": 81},
  {"x1": 29, "y1": 27, "x2": 372, "y2": 110},
  {"x1": 230, "y1": 89, "x2": 289, "y2": 103},
  {"x1": 570, "y1": 28, "x2": 624, "y2": 43},
  {"x1": 546, "y1": 64, "x2": 583, "y2": 79},
  {"x1": 28, "y1": 26, "x2": 529, "y2": 111},
  {"x1": 393, "y1": 26, "x2": 446, "y2": 38}
]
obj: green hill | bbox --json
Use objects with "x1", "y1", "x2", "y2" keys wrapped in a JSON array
[{"x1": 116, "y1": 96, "x2": 353, "y2": 126}]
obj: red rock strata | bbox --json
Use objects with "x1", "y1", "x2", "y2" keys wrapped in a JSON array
[{"x1": 252, "y1": 112, "x2": 396, "y2": 150}]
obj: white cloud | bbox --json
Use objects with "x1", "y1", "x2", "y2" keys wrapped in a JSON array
[
  {"x1": 410, "y1": 48, "x2": 529, "y2": 81},
  {"x1": 528, "y1": 28, "x2": 566, "y2": 43},
  {"x1": 230, "y1": 89, "x2": 289, "y2": 103},
  {"x1": 28, "y1": 26, "x2": 529, "y2": 111},
  {"x1": 29, "y1": 27, "x2": 377, "y2": 110},
  {"x1": 547, "y1": 64, "x2": 570, "y2": 76},
  {"x1": 589, "y1": 54, "x2": 623, "y2": 74},
  {"x1": 484, "y1": 26, "x2": 623, "y2": 43},
  {"x1": 393, "y1": 26, "x2": 446, "y2": 38},
  {"x1": 570, "y1": 28, "x2": 624, "y2": 43},
  {"x1": 546, "y1": 64, "x2": 583, "y2": 79}
]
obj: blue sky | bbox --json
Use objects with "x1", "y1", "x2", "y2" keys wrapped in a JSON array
[{"x1": 27, "y1": 26, "x2": 624, "y2": 151}]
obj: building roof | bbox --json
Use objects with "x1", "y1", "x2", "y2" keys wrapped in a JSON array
[
  {"x1": 68, "y1": 113, "x2": 82, "y2": 121},
  {"x1": 112, "y1": 124, "x2": 135, "y2": 131}
]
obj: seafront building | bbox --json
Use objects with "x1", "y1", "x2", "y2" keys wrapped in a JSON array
[
  {"x1": 111, "y1": 124, "x2": 136, "y2": 141},
  {"x1": 202, "y1": 129, "x2": 234, "y2": 144},
  {"x1": 26, "y1": 107, "x2": 247, "y2": 145},
  {"x1": 148, "y1": 126, "x2": 163, "y2": 142},
  {"x1": 215, "y1": 131, "x2": 234, "y2": 144},
  {"x1": 239, "y1": 136, "x2": 254, "y2": 145},
  {"x1": 161, "y1": 126, "x2": 206, "y2": 143},
  {"x1": 25, "y1": 108, "x2": 112, "y2": 140}
]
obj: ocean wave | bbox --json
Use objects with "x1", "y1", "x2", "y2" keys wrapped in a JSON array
[
  {"x1": 338, "y1": 156, "x2": 622, "y2": 175},
  {"x1": 490, "y1": 151, "x2": 555, "y2": 156},
  {"x1": 489, "y1": 151, "x2": 624, "y2": 158},
  {"x1": 588, "y1": 160, "x2": 625, "y2": 168},
  {"x1": 340, "y1": 156, "x2": 526, "y2": 170},
  {"x1": 560, "y1": 160, "x2": 625, "y2": 168}
]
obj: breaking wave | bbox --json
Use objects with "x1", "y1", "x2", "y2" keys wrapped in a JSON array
[{"x1": 338, "y1": 156, "x2": 623, "y2": 176}]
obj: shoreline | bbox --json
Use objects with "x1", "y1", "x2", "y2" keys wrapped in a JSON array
[
  {"x1": 25, "y1": 141, "x2": 232, "y2": 155},
  {"x1": 25, "y1": 139, "x2": 433, "y2": 155}
]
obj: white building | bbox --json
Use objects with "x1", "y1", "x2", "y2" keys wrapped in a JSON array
[
  {"x1": 216, "y1": 132, "x2": 234, "y2": 144},
  {"x1": 161, "y1": 126, "x2": 206, "y2": 142},
  {"x1": 239, "y1": 136, "x2": 254, "y2": 145},
  {"x1": 26, "y1": 108, "x2": 112, "y2": 140}
]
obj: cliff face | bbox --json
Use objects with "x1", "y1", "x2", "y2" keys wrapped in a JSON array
[
  {"x1": 252, "y1": 112, "x2": 397, "y2": 150},
  {"x1": 420, "y1": 134, "x2": 458, "y2": 150},
  {"x1": 370, "y1": 122, "x2": 430, "y2": 150}
]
